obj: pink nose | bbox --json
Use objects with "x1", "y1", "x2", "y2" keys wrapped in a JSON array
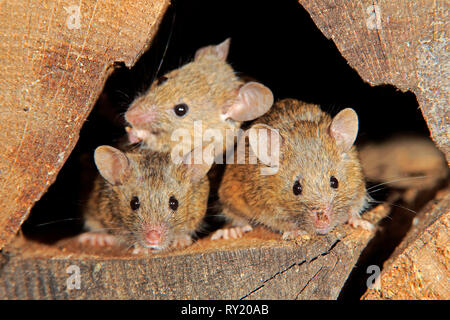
[
  {"x1": 316, "y1": 211, "x2": 329, "y2": 223},
  {"x1": 125, "y1": 106, "x2": 156, "y2": 126},
  {"x1": 313, "y1": 209, "x2": 331, "y2": 231},
  {"x1": 145, "y1": 229, "x2": 162, "y2": 245}
]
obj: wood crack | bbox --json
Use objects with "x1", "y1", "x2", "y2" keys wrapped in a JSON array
[
  {"x1": 372, "y1": 0, "x2": 388, "y2": 63},
  {"x1": 240, "y1": 239, "x2": 341, "y2": 299},
  {"x1": 239, "y1": 261, "x2": 305, "y2": 300},
  {"x1": 295, "y1": 266, "x2": 324, "y2": 299}
]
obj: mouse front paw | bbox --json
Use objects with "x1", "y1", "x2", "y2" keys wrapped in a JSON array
[
  {"x1": 171, "y1": 234, "x2": 193, "y2": 249},
  {"x1": 210, "y1": 225, "x2": 253, "y2": 240},
  {"x1": 78, "y1": 232, "x2": 116, "y2": 247},
  {"x1": 348, "y1": 215, "x2": 374, "y2": 231},
  {"x1": 132, "y1": 245, "x2": 162, "y2": 255},
  {"x1": 131, "y1": 246, "x2": 150, "y2": 255},
  {"x1": 281, "y1": 229, "x2": 311, "y2": 241}
]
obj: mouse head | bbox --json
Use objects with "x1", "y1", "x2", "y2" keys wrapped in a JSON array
[
  {"x1": 94, "y1": 146, "x2": 212, "y2": 251},
  {"x1": 250, "y1": 103, "x2": 363, "y2": 235},
  {"x1": 125, "y1": 38, "x2": 273, "y2": 154}
]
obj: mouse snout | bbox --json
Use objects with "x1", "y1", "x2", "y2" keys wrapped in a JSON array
[
  {"x1": 145, "y1": 229, "x2": 162, "y2": 244},
  {"x1": 312, "y1": 207, "x2": 332, "y2": 234},
  {"x1": 125, "y1": 105, "x2": 156, "y2": 127},
  {"x1": 142, "y1": 224, "x2": 166, "y2": 248},
  {"x1": 316, "y1": 211, "x2": 329, "y2": 223}
]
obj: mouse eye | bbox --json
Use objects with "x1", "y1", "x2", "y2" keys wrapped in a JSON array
[
  {"x1": 293, "y1": 180, "x2": 302, "y2": 196},
  {"x1": 169, "y1": 195, "x2": 179, "y2": 211},
  {"x1": 130, "y1": 196, "x2": 140, "y2": 210},
  {"x1": 156, "y1": 75, "x2": 168, "y2": 86},
  {"x1": 173, "y1": 103, "x2": 189, "y2": 117},
  {"x1": 330, "y1": 176, "x2": 339, "y2": 189}
]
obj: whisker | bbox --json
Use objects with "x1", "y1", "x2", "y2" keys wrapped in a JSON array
[
  {"x1": 368, "y1": 199, "x2": 418, "y2": 216},
  {"x1": 150, "y1": 8, "x2": 176, "y2": 85},
  {"x1": 125, "y1": 243, "x2": 136, "y2": 252},
  {"x1": 33, "y1": 218, "x2": 83, "y2": 227},
  {"x1": 367, "y1": 186, "x2": 392, "y2": 194},
  {"x1": 86, "y1": 227, "x2": 132, "y2": 233},
  {"x1": 366, "y1": 175, "x2": 429, "y2": 191}
]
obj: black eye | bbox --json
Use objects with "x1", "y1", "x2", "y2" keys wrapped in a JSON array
[
  {"x1": 156, "y1": 75, "x2": 168, "y2": 86},
  {"x1": 130, "y1": 196, "x2": 140, "y2": 210},
  {"x1": 293, "y1": 180, "x2": 302, "y2": 196},
  {"x1": 169, "y1": 196, "x2": 179, "y2": 211},
  {"x1": 330, "y1": 176, "x2": 339, "y2": 189},
  {"x1": 173, "y1": 103, "x2": 189, "y2": 117}
]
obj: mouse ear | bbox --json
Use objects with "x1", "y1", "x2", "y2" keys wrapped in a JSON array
[
  {"x1": 224, "y1": 82, "x2": 274, "y2": 122},
  {"x1": 194, "y1": 38, "x2": 231, "y2": 62},
  {"x1": 94, "y1": 146, "x2": 132, "y2": 186},
  {"x1": 247, "y1": 123, "x2": 282, "y2": 168},
  {"x1": 182, "y1": 145, "x2": 215, "y2": 183},
  {"x1": 329, "y1": 108, "x2": 359, "y2": 153}
]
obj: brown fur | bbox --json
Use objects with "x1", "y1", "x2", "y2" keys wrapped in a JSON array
[
  {"x1": 219, "y1": 99, "x2": 367, "y2": 235},
  {"x1": 125, "y1": 39, "x2": 274, "y2": 159},
  {"x1": 126, "y1": 49, "x2": 244, "y2": 152},
  {"x1": 84, "y1": 150, "x2": 210, "y2": 250}
]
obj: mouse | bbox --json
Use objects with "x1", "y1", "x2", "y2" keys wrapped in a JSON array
[
  {"x1": 78, "y1": 145, "x2": 213, "y2": 253},
  {"x1": 124, "y1": 38, "x2": 274, "y2": 157},
  {"x1": 211, "y1": 98, "x2": 374, "y2": 240}
]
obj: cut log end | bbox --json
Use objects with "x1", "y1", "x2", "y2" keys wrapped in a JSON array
[{"x1": 0, "y1": 206, "x2": 388, "y2": 299}]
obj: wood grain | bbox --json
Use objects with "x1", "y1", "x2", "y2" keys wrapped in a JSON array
[
  {"x1": 0, "y1": 0, "x2": 170, "y2": 250},
  {"x1": 0, "y1": 206, "x2": 387, "y2": 299},
  {"x1": 298, "y1": 0, "x2": 449, "y2": 163},
  {"x1": 363, "y1": 189, "x2": 450, "y2": 299}
]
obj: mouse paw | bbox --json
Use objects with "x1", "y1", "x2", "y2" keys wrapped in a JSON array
[
  {"x1": 131, "y1": 246, "x2": 148, "y2": 255},
  {"x1": 131, "y1": 245, "x2": 161, "y2": 255},
  {"x1": 125, "y1": 126, "x2": 142, "y2": 144},
  {"x1": 171, "y1": 234, "x2": 193, "y2": 249},
  {"x1": 211, "y1": 225, "x2": 253, "y2": 240},
  {"x1": 282, "y1": 230, "x2": 310, "y2": 241},
  {"x1": 78, "y1": 232, "x2": 116, "y2": 247},
  {"x1": 348, "y1": 215, "x2": 374, "y2": 231}
]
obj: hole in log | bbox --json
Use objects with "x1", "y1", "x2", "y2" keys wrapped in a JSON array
[{"x1": 19, "y1": 0, "x2": 448, "y2": 299}]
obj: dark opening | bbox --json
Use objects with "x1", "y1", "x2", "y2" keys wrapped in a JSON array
[{"x1": 22, "y1": 0, "x2": 444, "y2": 299}]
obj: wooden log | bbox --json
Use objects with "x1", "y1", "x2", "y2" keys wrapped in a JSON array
[
  {"x1": 298, "y1": 0, "x2": 450, "y2": 164},
  {"x1": 0, "y1": 0, "x2": 170, "y2": 250},
  {"x1": 0, "y1": 0, "x2": 447, "y2": 300},
  {"x1": 0, "y1": 206, "x2": 387, "y2": 299},
  {"x1": 363, "y1": 189, "x2": 450, "y2": 300}
]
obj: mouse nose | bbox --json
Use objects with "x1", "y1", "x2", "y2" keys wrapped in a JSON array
[
  {"x1": 316, "y1": 211, "x2": 329, "y2": 223},
  {"x1": 143, "y1": 224, "x2": 166, "y2": 247},
  {"x1": 312, "y1": 208, "x2": 332, "y2": 233},
  {"x1": 145, "y1": 229, "x2": 162, "y2": 245},
  {"x1": 126, "y1": 106, "x2": 156, "y2": 126}
]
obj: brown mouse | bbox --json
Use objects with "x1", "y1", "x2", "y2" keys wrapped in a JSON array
[
  {"x1": 124, "y1": 38, "x2": 274, "y2": 157},
  {"x1": 212, "y1": 99, "x2": 374, "y2": 240},
  {"x1": 79, "y1": 145, "x2": 213, "y2": 253}
]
